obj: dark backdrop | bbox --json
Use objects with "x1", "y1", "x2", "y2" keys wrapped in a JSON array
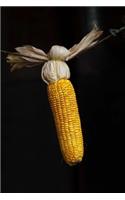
[{"x1": 1, "y1": 7, "x2": 125, "y2": 193}]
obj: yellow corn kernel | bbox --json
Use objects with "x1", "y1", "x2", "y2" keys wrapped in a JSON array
[{"x1": 47, "y1": 79, "x2": 84, "y2": 165}]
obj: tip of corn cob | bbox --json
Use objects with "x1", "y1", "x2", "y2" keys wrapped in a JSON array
[{"x1": 67, "y1": 157, "x2": 83, "y2": 166}]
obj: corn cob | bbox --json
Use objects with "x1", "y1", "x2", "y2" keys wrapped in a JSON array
[
  {"x1": 48, "y1": 79, "x2": 83, "y2": 165},
  {"x1": 42, "y1": 58, "x2": 84, "y2": 165}
]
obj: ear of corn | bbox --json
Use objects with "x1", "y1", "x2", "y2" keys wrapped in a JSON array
[
  {"x1": 47, "y1": 79, "x2": 84, "y2": 165},
  {"x1": 6, "y1": 25, "x2": 103, "y2": 166}
]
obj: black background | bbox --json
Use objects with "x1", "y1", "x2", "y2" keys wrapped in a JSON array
[{"x1": 1, "y1": 7, "x2": 125, "y2": 193}]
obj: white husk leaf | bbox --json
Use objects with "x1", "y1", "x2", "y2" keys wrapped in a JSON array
[
  {"x1": 65, "y1": 25, "x2": 103, "y2": 61},
  {"x1": 15, "y1": 45, "x2": 48, "y2": 61},
  {"x1": 48, "y1": 45, "x2": 70, "y2": 60},
  {"x1": 41, "y1": 60, "x2": 70, "y2": 84}
]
